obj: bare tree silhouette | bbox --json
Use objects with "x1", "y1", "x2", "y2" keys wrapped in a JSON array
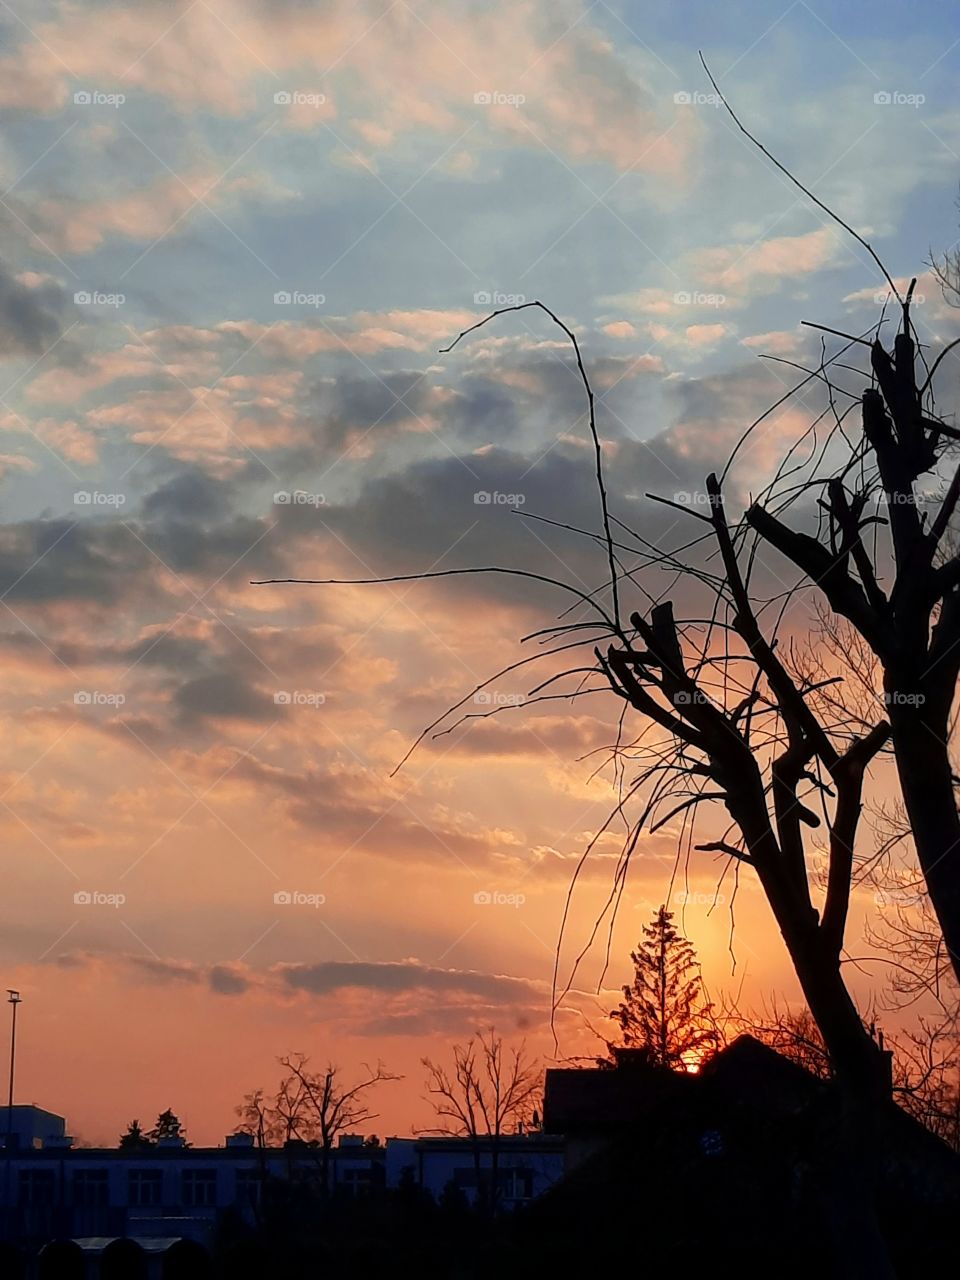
[
  {"x1": 238, "y1": 1055, "x2": 399, "y2": 1193},
  {"x1": 420, "y1": 1029, "x2": 541, "y2": 1214}
]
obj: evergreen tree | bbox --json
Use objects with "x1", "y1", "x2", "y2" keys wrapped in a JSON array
[
  {"x1": 610, "y1": 905, "x2": 719, "y2": 1069},
  {"x1": 148, "y1": 1108, "x2": 189, "y2": 1145},
  {"x1": 118, "y1": 1118, "x2": 152, "y2": 1149}
]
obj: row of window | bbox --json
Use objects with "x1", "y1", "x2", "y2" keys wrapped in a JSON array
[{"x1": 17, "y1": 1168, "x2": 262, "y2": 1209}]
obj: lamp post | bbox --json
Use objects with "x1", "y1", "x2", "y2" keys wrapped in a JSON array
[
  {"x1": 6, "y1": 992, "x2": 20, "y2": 1136},
  {"x1": 3, "y1": 991, "x2": 19, "y2": 1233}
]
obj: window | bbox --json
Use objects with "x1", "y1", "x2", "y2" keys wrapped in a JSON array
[
  {"x1": 73, "y1": 1169, "x2": 109, "y2": 1208},
  {"x1": 341, "y1": 1165, "x2": 377, "y2": 1195},
  {"x1": 18, "y1": 1169, "x2": 55, "y2": 1207},
  {"x1": 700, "y1": 1129, "x2": 725, "y2": 1158},
  {"x1": 182, "y1": 1169, "x2": 217, "y2": 1208},
  {"x1": 500, "y1": 1169, "x2": 534, "y2": 1200},
  {"x1": 128, "y1": 1169, "x2": 162, "y2": 1207},
  {"x1": 235, "y1": 1168, "x2": 261, "y2": 1206}
]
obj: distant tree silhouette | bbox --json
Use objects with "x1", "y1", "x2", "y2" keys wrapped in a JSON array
[
  {"x1": 610, "y1": 906, "x2": 719, "y2": 1069},
  {"x1": 238, "y1": 1056, "x2": 399, "y2": 1193},
  {"x1": 148, "y1": 1109, "x2": 188, "y2": 1145},
  {"x1": 736, "y1": 1000, "x2": 960, "y2": 1150},
  {"x1": 119, "y1": 1118, "x2": 152, "y2": 1149},
  {"x1": 420, "y1": 1029, "x2": 540, "y2": 1215},
  {"x1": 235, "y1": 1088, "x2": 272, "y2": 1147}
]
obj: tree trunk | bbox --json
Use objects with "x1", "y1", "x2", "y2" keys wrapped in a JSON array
[
  {"x1": 886, "y1": 694, "x2": 960, "y2": 983},
  {"x1": 781, "y1": 925, "x2": 890, "y2": 1099}
]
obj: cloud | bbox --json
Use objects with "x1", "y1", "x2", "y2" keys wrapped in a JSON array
[
  {"x1": 684, "y1": 323, "x2": 727, "y2": 347},
  {"x1": 431, "y1": 713, "x2": 610, "y2": 760},
  {"x1": 0, "y1": 265, "x2": 73, "y2": 358},
  {"x1": 689, "y1": 227, "x2": 845, "y2": 294},
  {"x1": 47, "y1": 951, "x2": 544, "y2": 1036},
  {"x1": 601, "y1": 321, "x2": 637, "y2": 339},
  {"x1": 0, "y1": 1, "x2": 690, "y2": 174},
  {"x1": 278, "y1": 958, "x2": 543, "y2": 1002},
  {"x1": 741, "y1": 329, "x2": 802, "y2": 355},
  {"x1": 173, "y1": 672, "x2": 279, "y2": 724}
]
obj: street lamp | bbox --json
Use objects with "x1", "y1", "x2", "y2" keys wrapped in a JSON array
[{"x1": 6, "y1": 991, "x2": 20, "y2": 1146}]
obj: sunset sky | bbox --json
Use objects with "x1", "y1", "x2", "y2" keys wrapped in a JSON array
[{"x1": 0, "y1": 0, "x2": 958, "y2": 1146}]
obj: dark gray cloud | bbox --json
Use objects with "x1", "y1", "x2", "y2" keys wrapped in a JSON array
[
  {"x1": 202, "y1": 751, "x2": 514, "y2": 866},
  {"x1": 0, "y1": 518, "x2": 148, "y2": 604},
  {"x1": 47, "y1": 952, "x2": 539, "y2": 1023},
  {"x1": 278, "y1": 959, "x2": 543, "y2": 1002},
  {"x1": 209, "y1": 963, "x2": 252, "y2": 995},
  {"x1": 0, "y1": 264, "x2": 72, "y2": 358},
  {"x1": 173, "y1": 671, "x2": 278, "y2": 723},
  {"x1": 140, "y1": 467, "x2": 237, "y2": 525}
]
